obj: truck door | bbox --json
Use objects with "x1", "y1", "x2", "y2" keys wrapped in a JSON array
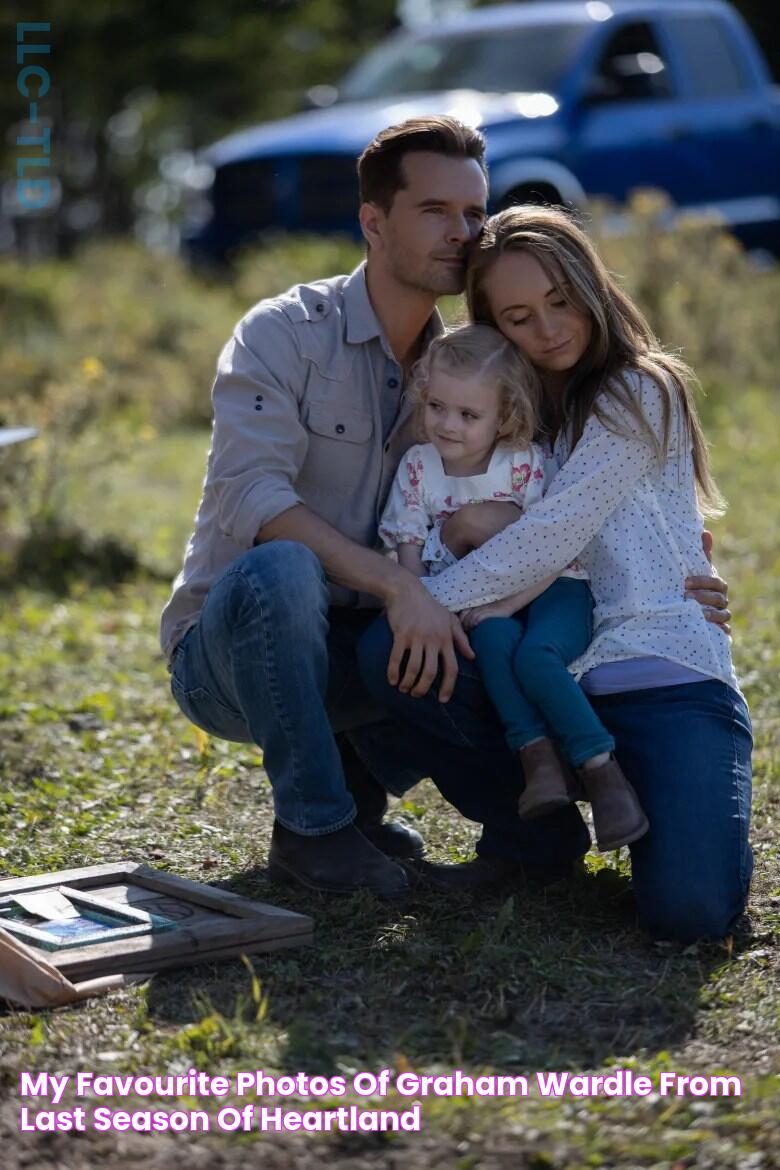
[
  {"x1": 570, "y1": 19, "x2": 702, "y2": 207},
  {"x1": 660, "y1": 11, "x2": 780, "y2": 247}
]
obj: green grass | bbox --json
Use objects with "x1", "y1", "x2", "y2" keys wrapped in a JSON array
[
  {"x1": 0, "y1": 389, "x2": 778, "y2": 1169},
  {"x1": 0, "y1": 224, "x2": 778, "y2": 1167}
]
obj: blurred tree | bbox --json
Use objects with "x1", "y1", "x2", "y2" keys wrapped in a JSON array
[{"x1": 1, "y1": 0, "x2": 398, "y2": 250}]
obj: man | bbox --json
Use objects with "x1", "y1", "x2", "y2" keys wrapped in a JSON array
[{"x1": 161, "y1": 116, "x2": 728, "y2": 900}]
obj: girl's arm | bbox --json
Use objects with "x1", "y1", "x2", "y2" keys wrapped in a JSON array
[
  {"x1": 398, "y1": 543, "x2": 428, "y2": 578},
  {"x1": 378, "y1": 446, "x2": 432, "y2": 558}
]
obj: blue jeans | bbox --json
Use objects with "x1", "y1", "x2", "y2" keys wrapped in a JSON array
[
  {"x1": 169, "y1": 540, "x2": 589, "y2": 869},
  {"x1": 356, "y1": 618, "x2": 595, "y2": 868},
  {"x1": 170, "y1": 541, "x2": 426, "y2": 836},
  {"x1": 590, "y1": 681, "x2": 753, "y2": 942},
  {"x1": 357, "y1": 616, "x2": 754, "y2": 943},
  {"x1": 469, "y1": 578, "x2": 614, "y2": 766}
]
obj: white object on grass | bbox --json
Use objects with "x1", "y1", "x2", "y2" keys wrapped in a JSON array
[{"x1": 0, "y1": 427, "x2": 37, "y2": 448}]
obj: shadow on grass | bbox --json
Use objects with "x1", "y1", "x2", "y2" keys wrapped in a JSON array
[
  {"x1": 1, "y1": 518, "x2": 171, "y2": 592},
  {"x1": 142, "y1": 859, "x2": 752, "y2": 1075}
]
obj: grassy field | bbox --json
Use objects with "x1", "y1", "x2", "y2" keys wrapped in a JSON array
[{"x1": 0, "y1": 223, "x2": 779, "y2": 1168}]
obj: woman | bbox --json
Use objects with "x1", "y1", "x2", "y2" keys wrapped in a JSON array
[{"x1": 358, "y1": 206, "x2": 751, "y2": 943}]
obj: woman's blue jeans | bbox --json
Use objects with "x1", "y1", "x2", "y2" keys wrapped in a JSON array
[
  {"x1": 590, "y1": 681, "x2": 753, "y2": 942},
  {"x1": 469, "y1": 578, "x2": 615, "y2": 766},
  {"x1": 357, "y1": 615, "x2": 754, "y2": 943}
]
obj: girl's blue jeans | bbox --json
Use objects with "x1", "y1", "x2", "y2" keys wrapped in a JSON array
[{"x1": 468, "y1": 577, "x2": 615, "y2": 766}]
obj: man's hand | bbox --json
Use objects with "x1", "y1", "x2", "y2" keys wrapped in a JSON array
[
  {"x1": 384, "y1": 575, "x2": 474, "y2": 702},
  {"x1": 441, "y1": 500, "x2": 523, "y2": 558},
  {"x1": 686, "y1": 529, "x2": 731, "y2": 635}
]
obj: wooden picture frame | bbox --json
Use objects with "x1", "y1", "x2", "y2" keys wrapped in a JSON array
[{"x1": 0, "y1": 862, "x2": 313, "y2": 981}]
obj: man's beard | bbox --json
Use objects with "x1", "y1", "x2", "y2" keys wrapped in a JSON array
[{"x1": 387, "y1": 241, "x2": 467, "y2": 296}]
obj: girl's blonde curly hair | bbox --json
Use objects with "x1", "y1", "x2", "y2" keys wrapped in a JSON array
[{"x1": 409, "y1": 323, "x2": 541, "y2": 449}]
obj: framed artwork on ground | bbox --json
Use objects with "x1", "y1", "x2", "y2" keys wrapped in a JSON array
[{"x1": 0, "y1": 861, "x2": 313, "y2": 989}]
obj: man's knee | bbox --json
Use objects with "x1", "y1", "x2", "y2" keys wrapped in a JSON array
[{"x1": 228, "y1": 540, "x2": 328, "y2": 621}]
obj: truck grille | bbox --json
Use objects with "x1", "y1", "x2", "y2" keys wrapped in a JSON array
[
  {"x1": 212, "y1": 160, "x2": 277, "y2": 229},
  {"x1": 299, "y1": 155, "x2": 359, "y2": 228},
  {"x1": 211, "y1": 154, "x2": 359, "y2": 234}
]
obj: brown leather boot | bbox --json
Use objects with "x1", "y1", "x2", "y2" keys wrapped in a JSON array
[
  {"x1": 517, "y1": 738, "x2": 581, "y2": 819},
  {"x1": 579, "y1": 755, "x2": 649, "y2": 851}
]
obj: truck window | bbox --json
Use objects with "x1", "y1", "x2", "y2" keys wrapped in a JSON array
[
  {"x1": 667, "y1": 16, "x2": 747, "y2": 97},
  {"x1": 339, "y1": 23, "x2": 589, "y2": 101},
  {"x1": 588, "y1": 21, "x2": 672, "y2": 102}
]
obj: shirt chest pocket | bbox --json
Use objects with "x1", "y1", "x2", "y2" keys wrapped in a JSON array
[
  {"x1": 300, "y1": 400, "x2": 376, "y2": 497},
  {"x1": 306, "y1": 400, "x2": 374, "y2": 444}
]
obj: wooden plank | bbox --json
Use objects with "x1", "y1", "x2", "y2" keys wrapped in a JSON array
[
  {"x1": 95, "y1": 875, "x2": 312, "y2": 936},
  {"x1": 116, "y1": 933, "x2": 313, "y2": 974},
  {"x1": 93, "y1": 883, "x2": 231, "y2": 928},
  {"x1": 54, "y1": 916, "x2": 313, "y2": 980},
  {"x1": 0, "y1": 862, "x2": 140, "y2": 895},
  {"x1": 128, "y1": 865, "x2": 299, "y2": 921}
]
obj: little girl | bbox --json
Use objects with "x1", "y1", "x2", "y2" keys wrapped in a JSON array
[{"x1": 379, "y1": 324, "x2": 648, "y2": 851}]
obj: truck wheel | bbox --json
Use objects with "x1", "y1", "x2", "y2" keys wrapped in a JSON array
[{"x1": 497, "y1": 183, "x2": 563, "y2": 210}]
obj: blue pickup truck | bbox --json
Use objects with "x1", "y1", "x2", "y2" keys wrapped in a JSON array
[{"x1": 184, "y1": 0, "x2": 780, "y2": 262}]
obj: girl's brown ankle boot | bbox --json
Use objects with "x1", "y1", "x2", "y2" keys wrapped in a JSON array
[
  {"x1": 517, "y1": 738, "x2": 581, "y2": 820},
  {"x1": 579, "y1": 755, "x2": 649, "y2": 850}
]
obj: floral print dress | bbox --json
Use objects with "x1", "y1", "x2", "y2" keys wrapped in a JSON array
[{"x1": 379, "y1": 441, "x2": 587, "y2": 579}]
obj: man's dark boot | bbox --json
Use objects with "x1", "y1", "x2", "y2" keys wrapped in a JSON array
[
  {"x1": 411, "y1": 854, "x2": 581, "y2": 893},
  {"x1": 267, "y1": 822, "x2": 410, "y2": 899},
  {"x1": 337, "y1": 733, "x2": 425, "y2": 860}
]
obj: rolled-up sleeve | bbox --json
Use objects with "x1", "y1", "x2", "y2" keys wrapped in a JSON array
[{"x1": 210, "y1": 309, "x2": 309, "y2": 548}]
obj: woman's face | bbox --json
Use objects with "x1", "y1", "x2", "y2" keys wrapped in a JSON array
[{"x1": 480, "y1": 250, "x2": 592, "y2": 381}]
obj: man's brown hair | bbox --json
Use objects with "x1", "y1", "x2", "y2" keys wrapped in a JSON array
[{"x1": 357, "y1": 116, "x2": 487, "y2": 212}]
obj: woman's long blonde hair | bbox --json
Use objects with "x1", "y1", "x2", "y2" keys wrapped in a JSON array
[{"x1": 466, "y1": 206, "x2": 724, "y2": 515}]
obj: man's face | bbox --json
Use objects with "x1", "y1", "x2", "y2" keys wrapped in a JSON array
[{"x1": 365, "y1": 152, "x2": 488, "y2": 295}]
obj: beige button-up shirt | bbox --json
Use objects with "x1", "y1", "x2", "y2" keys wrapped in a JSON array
[{"x1": 159, "y1": 263, "x2": 444, "y2": 662}]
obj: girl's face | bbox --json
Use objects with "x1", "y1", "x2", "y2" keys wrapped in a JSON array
[
  {"x1": 481, "y1": 250, "x2": 592, "y2": 383},
  {"x1": 423, "y1": 368, "x2": 504, "y2": 471}
]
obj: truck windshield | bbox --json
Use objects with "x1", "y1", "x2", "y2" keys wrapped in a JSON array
[{"x1": 340, "y1": 23, "x2": 588, "y2": 100}]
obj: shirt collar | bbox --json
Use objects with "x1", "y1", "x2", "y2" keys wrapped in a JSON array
[{"x1": 343, "y1": 261, "x2": 446, "y2": 355}]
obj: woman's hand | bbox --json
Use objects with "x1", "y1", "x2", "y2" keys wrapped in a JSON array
[
  {"x1": 686, "y1": 530, "x2": 731, "y2": 636},
  {"x1": 441, "y1": 501, "x2": 523, "y2": 558}
]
